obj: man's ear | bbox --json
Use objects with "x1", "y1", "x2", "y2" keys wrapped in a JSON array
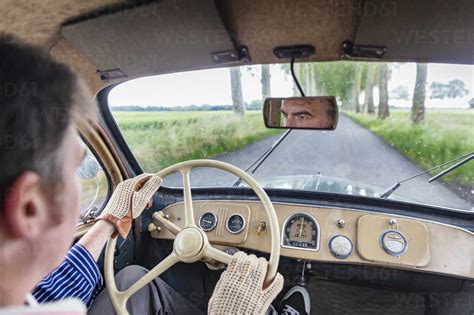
[{"x1": 3, "y1": 171, "x2": 48, "y2": 239}]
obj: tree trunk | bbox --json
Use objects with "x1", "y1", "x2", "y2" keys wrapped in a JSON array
[
  {"x1": 292, "y1": 81, "x2": 299, "y2": 96},
  {"x1": 304, "y1": 63, "x2": 311, "y2": 95},
  {"x1": 310, "y1": 63, "x2": 321, "y2": 95},
  {"x1": 411, "y1": 63, "x2": 427, "y2": 124},
  {"x1": 308, "y1": 64, "x2": 316, "y2": 95},
  {"x1": 260, "y1": 64, "x2": 271, "y2": 100},
  {"x1": 351, "y1": 66, "x2": 362, "y2": 112},
  {"x1": 230, "y1": 66, "x2": 245, "y2": 118},
  {"x1": 378, "y1": 63, "x2": 390, "y2": 119},
  {"x1": 293, "y1": 63, "x2": 302, "y2": 96},
  {"x1": 364, "y1": 64, "x2": 377, "y2": 114}
]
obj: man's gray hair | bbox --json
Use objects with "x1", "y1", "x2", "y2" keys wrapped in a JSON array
[{"x1": 0, "y1": 34, "x2": 91, "y2": 209}]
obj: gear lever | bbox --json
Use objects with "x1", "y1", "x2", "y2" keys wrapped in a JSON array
[
  {"x1": 296, "y1": 261, "x2": 308, "y2": 286},
  {"x1": 279, "y1": 261, "x2": 311, "y2": 315}
]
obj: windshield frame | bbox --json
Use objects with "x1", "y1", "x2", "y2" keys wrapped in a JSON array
[{"x1": 96, "y1": 85, "x2": 474, "y2": 219}]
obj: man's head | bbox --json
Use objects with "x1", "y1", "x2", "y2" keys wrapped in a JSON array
[
  {"x1": 281, "y1": 98, "x2": 338, "y2": 129},
  {"x1": 0, "y1": 34, "x2": 93, "y2": 304}
]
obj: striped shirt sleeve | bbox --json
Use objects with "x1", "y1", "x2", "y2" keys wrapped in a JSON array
[{"x1": 32, "y1": 243, "x2": 104, "y2": 307}]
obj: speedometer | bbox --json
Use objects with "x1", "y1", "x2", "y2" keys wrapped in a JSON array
[{"x1": 282, "y1": 213, "x2": 320, "y2": 251}]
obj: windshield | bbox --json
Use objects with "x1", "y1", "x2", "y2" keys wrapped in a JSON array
[{"x1": 108, "y1": 61, "x2": 473, "y2": 211}]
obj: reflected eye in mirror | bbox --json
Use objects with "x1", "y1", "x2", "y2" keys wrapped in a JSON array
[{"x1": 263, "y1": 97, "x2": 338, "y2": 130}]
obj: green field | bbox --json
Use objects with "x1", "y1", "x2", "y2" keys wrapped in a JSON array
[
  {"x1": 345, "y1": 110, "x2": 474, "y2": 187},
  {"x1": 113, "y1": 111, "x2": 283, "y2": 172}
]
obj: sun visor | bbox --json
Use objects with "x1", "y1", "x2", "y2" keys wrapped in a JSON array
[
  {"x1": 354, "y1": 0, "x2": 474, "y2": 65},
  {"x1": 61, "y1": 0, "x2": 237, "y2": 80}
]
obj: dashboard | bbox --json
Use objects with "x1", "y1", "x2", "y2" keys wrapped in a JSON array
[{"x1": 148, "y1": 200, "x2": 474, "y2": 280}]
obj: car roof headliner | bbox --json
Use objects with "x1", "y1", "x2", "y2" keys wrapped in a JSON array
[{"x1": 1, "y1": 0, "x2": 473, "y2": 93}]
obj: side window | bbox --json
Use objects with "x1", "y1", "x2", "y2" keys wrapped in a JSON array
[{"x1": 77, "y1": 141, "x2": 110, "y2": 224}]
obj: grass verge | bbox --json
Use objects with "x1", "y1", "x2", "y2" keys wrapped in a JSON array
[
  {"x1": 113, "y1": 111, "x2": 283, "y2": 172},
  {"x1": 345, "y1": 110, "x2": 473, "y2": 187}
]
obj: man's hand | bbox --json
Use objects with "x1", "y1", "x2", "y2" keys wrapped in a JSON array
[
  {"x1": 96, "y1": 173, "x2": 162, "y2": 238},
  {"x1": 208, "y1": 252, "x2": 284, "y2": 315}
]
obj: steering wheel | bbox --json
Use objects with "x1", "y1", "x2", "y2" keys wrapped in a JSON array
[{"x1": 104, "y1": 159, "x2": 281, "y2": 315}]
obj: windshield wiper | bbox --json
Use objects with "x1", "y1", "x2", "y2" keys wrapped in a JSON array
[
  {"x1": 428, "y1": 153, "x2": 474, "y2": 183},
  {"x1": 232, "y1": 129, "x2": 292, "y2": 187},
  {"x1": 380, "y1": 151, "x2": 474, "y2": 198}
]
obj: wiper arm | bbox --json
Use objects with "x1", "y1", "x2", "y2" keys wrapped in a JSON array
[
  {"x1": 232, "y1": 129, "x2": 292, "y2": 187},
  {"x1": 380, "y1": 151, "x2": 473, "y2": 199},
  {"x1": 428, "y1": 153, "x2": 473, "y2": 183}
]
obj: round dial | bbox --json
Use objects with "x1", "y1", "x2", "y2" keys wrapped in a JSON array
[
  {"x1": 198, "y1": 212, "x2": 217, "y2": 231},
  {"x1": 226, "y1": 214, "x2": 246, "y2": 234},
  {"x1": 380, "y1": 230, "x2": 408, "y2": 256},
  {"x1": 282, "y1": 213, "x2": 320, "y2": 251},
  {"x1": 329, "y1": 235, "x2": 353, "y2": 259}
]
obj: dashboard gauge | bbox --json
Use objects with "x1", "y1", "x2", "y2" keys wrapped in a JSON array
[
  {"x1": 226, "y1": 214, "x2": 246, "y2": 234},
  {"x1": 380, "y1": 230, "x2": 408, "y2": 256},
  {"x1": 329, "y1": 235, "x2": 353, "y2": 259},
  {"x1": 199, "y1": 212, "x2": 217, "y2": 231},
  {"x1": 282, "y1": 213, "x2": 320, "y2": 251}
]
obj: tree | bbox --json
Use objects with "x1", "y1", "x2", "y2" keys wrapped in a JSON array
[
  {"x1": 390, "y1": 85, "x2": 410, "y2": 100},
  {"x1": 469, "y1": 98, "x2": 474, "y2": 109},
  {"x1": 447, "y1": 80, "x2": 469, "y2": 98},
  {"x1": 314, "y1": 62, "x2": 357, "y2": 108},
  {"x1": 296, "y1": 63, "x2": 318, "y2": 95},
  {"x1": 430, "y1": 79, "x2": 469, "y2": 99},
  {"x1": 363, "y1": 63, "x2": 377, "y2": 114},
  {"x1": 378, "y1": 63, "x2": 390, "y2": 119},
  {"x1": 350, "y1": 65, "x2": 363, "y2": 112},
  {"x1": 229, "y1": 66, "x2": 245, "y2": 118},
  {"x1": 430, "y1": 82, "x2": 448, "y2": 99},
  {"x1": 411, "y1": 63, "x2": 428, "y2": 123},
  {"x1": 260, "y1": 65, "x2": 271, "y2": 100}
]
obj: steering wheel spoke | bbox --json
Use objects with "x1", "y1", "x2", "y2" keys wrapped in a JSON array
[
  {"x1": 153, "y1": 211, "x2": 182, "y2": 235},
  {"x1": 122, "y1": 253, "x2": 179, "y2": 300},
  {"x1": 180, "y1": 167, "x2": 196, "y2": 227},
  {"x1": 203, "y1": 245, "x2": 233, "y2": 265}
]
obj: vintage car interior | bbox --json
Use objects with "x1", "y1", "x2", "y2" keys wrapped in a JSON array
[{"x1": 2, "y1": 0, "x2": 473, "y2": 314}]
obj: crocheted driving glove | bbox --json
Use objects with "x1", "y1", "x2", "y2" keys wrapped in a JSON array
[{"x1": 208, "y1": 252, "x2": 284, "y2": 315}]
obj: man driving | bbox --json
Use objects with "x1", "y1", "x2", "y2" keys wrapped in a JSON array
[
  {"x1": 281, "y1": 98, "x2": 337, "y2": 129},
  {"x1": 0, "y1": 34, "x2": 284, "y2": 314}
]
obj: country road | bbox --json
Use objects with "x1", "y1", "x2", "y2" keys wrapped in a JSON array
[{"x1": 163, "y1": 114, "x2": 472, "y2": 211}]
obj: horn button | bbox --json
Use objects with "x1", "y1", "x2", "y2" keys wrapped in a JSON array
[{"x1": 173, "y1": 227, "x2": 205, "y2": 261}]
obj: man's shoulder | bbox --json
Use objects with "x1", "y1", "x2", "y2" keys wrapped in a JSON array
[{"x1": 0, "y1": 299, "x2": 86, "y2": 315}]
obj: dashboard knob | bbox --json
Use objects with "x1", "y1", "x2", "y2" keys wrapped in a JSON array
[{"x1": 336, "y1": 219, "x2": 346, "y2": 228}]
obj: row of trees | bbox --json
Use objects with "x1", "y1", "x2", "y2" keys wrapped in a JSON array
[
  {"x1": 228, "y1": 62, "x2": 470, "y2": 124},
  {"x1": 283, "y1": 62, "x2": 418, "y2": 122}
]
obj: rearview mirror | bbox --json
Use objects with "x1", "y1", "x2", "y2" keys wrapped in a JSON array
[
  {"x1": 77, "y1": 155, "x2": 100, "y2": 180},
  {"x1": 263, "y1": 97, "x2": 338, "y2": 130}
]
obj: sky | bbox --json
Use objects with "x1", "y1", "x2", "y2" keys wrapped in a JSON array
[{"x1": 109, "y1": 62, "x2": 474, "y2": 109}]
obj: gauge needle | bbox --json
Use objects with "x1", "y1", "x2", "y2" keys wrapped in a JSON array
[
  {"x1": 202, "y1": 219, "x2": 212, "y2": 224},
  {"x1": 298, "y1": 218, "x2": 304, "y2": 238}
]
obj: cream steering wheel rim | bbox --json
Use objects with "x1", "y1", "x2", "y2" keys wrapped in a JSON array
[{"x1": 104, "y1": 159, "x2": 280, "y2": 315}]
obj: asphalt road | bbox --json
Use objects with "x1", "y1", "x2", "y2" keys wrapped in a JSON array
[{"x1": 163, "y1": 114, "x2": 472, "y2": 211}]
